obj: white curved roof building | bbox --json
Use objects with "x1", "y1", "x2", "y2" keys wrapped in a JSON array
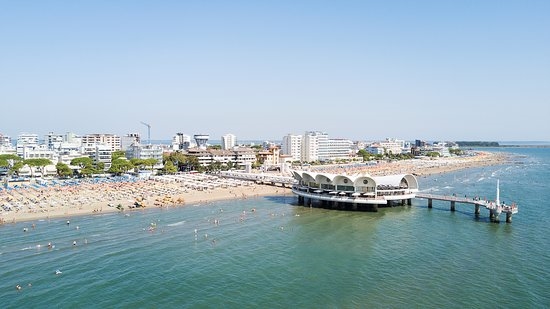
[{"x1": 290, "y1": 170, "x2": 419, "y2": 210}]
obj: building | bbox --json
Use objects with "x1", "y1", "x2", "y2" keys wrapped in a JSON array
[
  {"x1": 172, "y1": 133, "x2": 192, "y2": 150},
  {"x1": 94, "y1": 144, "x2": 113, "y2": 170},
  {"x1": 45, "y1": 132, "x2": 64, "y2": 150},
  {"x1": 186, "y1": 147, "x2": 256, "y2": 167},
  {"x1": 221, "y1": 133, "x2": 236, "y2": 150},
  {"x1": 81, "y1": 134, "x2": 121, "y2": 152},
  {"x1": 366, "y1": 138, "x2": 408, "y2": 156},
  {"x1": 322, "y1": 138, "x2": 354, "y2": 161},
  {"x1": 0, "y1": 133, "x2": 15, "y2": 155},
  {"x1": 0, "y1": 133, "x2": 10, "y2": 147},
  {"x1": 282, "y1": 134, "x2": 302, "y2": 162},
  {"x1": 301, "y1": 131, "x2": 354, "y2": 162},
  {"x1": 64, "y1": 132, "x2": 82, "y2": 145},
  {"x1": 302, "y1": 131, "x2": 327, "y2": 162},
  {"x1": 291, "y1": 170, "x2": 419, "y2": 211},
  {"x1": 126, "y1": 144, "x2": 163, "y2": 165},
  {"x1": 16, "y1": 133, "x2": 39, "y2": 156},
  {"x1": 121, "y1": 133, "x2": 141, "y2": 151},
  {"x1": 257, "y1": 147, "x2": 281, "y2": 169},
  {"x1": 22, "y1": 144, "x2": 55, "y2": 160},
  {"x1": 194, "y1": 134, "x2": 209, "y2": 150}
]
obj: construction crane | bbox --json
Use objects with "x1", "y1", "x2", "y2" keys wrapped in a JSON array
[{"x1": 140, "y1": 121, "x2": 151, "y2": 144}]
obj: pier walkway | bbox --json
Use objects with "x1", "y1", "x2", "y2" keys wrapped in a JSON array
[
  {"x1": 415, "y1": 193, "x2": 519, "y2": 223},
  {"x1": 219, "y1": 171, "x2": 296, "y2": 187}
]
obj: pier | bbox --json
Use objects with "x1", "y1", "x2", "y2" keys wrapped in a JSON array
[
  {"x1": 219, "y1": 171, "x2": 296, "y2": 187},
  {"x1": 221, "y1": 170, "x2": 519, "y2": 223},
  {"x1": 415, "y1": 193, "x2": 519, "y2": 223}
]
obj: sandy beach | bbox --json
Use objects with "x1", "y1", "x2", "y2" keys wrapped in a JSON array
[
  {"x1": 0, "y1": 174, "x2": 292, "y2": 224},
  {"x1": 0, "y1": 151, "x2": 510, "y2": 224},
  {"x1": 309, "y1": 151, "x2": 511, "y2": 176}
]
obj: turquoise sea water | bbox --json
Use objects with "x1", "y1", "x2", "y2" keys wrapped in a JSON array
[{"x1": 2, "y1": 147, "x2": 549, "y2": 308}]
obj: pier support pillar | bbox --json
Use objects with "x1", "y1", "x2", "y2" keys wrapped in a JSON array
[
  {"x1": 489, "y1": 209, "x2": 496, "y2": 222},
  {"x1": 407, "y1": 198, "x2": 412, "y2": 206},
  {"x1": 475, "y1": 204, "x2": 480, "y2": 216},
  {"x1": 332, "y1": 201, "x2": 338, "y2": 209},
  {"x1": 506, "y1": 212, "x2": 512, "y2": 223},
  {"x1": 450, "y1": 201, "x2": 456, "y2": 212},
  {"x1": 352, "y1": 203, "x2": 358, "y2": 210},
  {"x1": 307, "y1": 198, "x2": 312, "y2": 207},
  {"x1": 372, "y1": 204, "x2": 378, "y2": 212},
  {"x1": 428, "y1": 199, "x2": 432, "y2": 208},
  {"x1": 298, "y1": 196, "x2": 304, "y2": 205}
]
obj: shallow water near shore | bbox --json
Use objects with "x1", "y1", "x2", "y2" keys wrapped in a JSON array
[{"x1": 2, "y1": 147, "x2": 549, "y2": 308}]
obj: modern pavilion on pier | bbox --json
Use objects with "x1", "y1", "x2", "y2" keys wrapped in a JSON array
[{"x1": 290, "y1": 170, "x2": 419, "y2": 211}]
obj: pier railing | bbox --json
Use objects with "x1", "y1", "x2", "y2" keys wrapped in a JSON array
[{"x1": 416, "y1": 192, "x2": 518, "y2": 223}]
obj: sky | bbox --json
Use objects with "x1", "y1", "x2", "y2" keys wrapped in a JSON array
[{"x1": 1, "y1": 0, "x2": 549, "y2": 142}]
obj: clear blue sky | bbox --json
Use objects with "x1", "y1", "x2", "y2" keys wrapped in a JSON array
[{"x1": 1, "y1": 0, "x2": 549, "y2": 142}]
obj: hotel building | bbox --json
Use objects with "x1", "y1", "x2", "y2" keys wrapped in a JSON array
[
  {"x1": 221, "y1": 133, "x2": 237, "y2": 150},
  {"x1": 81, "y1": 134, "x2": 121, "y2": 152},
  {"x1": 281, "y1": 134, "x2": 302, "y2": 162}
]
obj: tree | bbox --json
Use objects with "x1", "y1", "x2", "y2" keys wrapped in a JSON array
[
  {"x1": 71, "y1": 157, "x2": 94, "y2": 177},
  {"x1": 165, "y1": 152, "x2": 200, "y2": 172},
  {"x1": 206, "y1": 161, "x2": 223, "y2": 172},
  {"x1": 162, "y1": 160, "x2": 177, "y2": 174},
  {"x1": 226, "y1": 161, "x2": 235, "y2": 170},
  {"x1": 143, "y1": 158, "x2": 158, "y2": 171},
  {"x1": 0, "y1": 154, "x2": 22, "y2": 168},
  {"x1": 56, "y1": 162, "x2": 73, "y2": 178},
  {"x1": 24, "y1": 158, "x2": 53, "y2": 177},
  {"x1": 130, "y1": 158, "x2": 145, "y2": 170},
  {"x1": 112, "y1": 150, "x2": 126, "y2": 161},
  {"x1": 10, "y1": 160, "x2": 24, "y2": 176},
  {"x1": 71, "y1": 157, "x2": 94, "y2": 168},
  {"x1": 95, "y1": 162, "x2": 105, "y2": 173},
  {"x1": 108, "y1": 158, "x2": 134, "y2": 175}
]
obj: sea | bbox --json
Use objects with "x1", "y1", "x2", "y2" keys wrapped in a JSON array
[{"x1": 1, "y1": 147, "x2": 549, "y2": 308}]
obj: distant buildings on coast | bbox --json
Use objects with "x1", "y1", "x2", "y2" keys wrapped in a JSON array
[{"x1": 0, "y1": 130, "x2": 460, "y2": 177}]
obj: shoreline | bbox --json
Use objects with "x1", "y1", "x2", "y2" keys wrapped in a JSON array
[{"x1": 1, "y1": 151, "x2": 513, "y2": 224}]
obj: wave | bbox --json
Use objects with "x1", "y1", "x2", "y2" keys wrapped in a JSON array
[{"x1": 167, "y1": 220, "x2": 186, "y2": 227}]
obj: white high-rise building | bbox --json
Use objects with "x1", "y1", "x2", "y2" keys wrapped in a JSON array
[
  {"x1": 94, "y1": 144, "x2": 113, "y2": 170},
  {"x1": 81, "y1": 134, "x2": 121, "y2": 152},
  {"x1": 302, "y1": 131, "x2": 328, "y2": 162},
  {"x1": 16, "y1": 133, "x2": 39, "y2": 156},
  {"x1": 126, "y1": 144, "x2": 163, "y2": 165},
  {"x1": 0, "y1": 133, "x2": 11, "y2": 147},
  {"x1": 295, "y1": 131, "x2": 355, "y2": 163},
  {"x1": 45, "y1": 132, "x2": 64, "y2": 150},
  {"x1": 282, "y1": 134, "x2": 302, "y2": 162},
  {"x1": 64, "y1": 132, "x2": 82, "y2": 145},
  {"x1": 221, "y1": 133, "x2": 236, "y2": 150},
  {"x1": 323, "y1": 138, "x2": 354, "y2": 161},
  {"x1": 172, "y1": 133, "x2": 192, "y2": 150},
  {"x1": 121, "y1": 133, "x2": 141, "y2": 150}
]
